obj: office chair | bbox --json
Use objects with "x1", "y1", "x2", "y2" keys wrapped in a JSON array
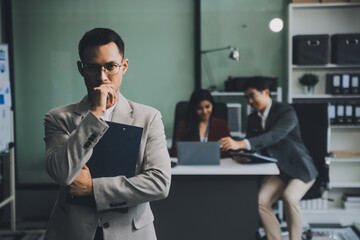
[
  {"x1": 291, "y1": 103, "x2": 330, "y2": 200},
  {"x1": 170, "y1": 101, "x2": 228, "y2": 157}
]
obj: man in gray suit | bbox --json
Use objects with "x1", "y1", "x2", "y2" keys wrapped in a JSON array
[
  {"x1": 44, "y1": 28, "x2": 171, "y2": 240},
  {"x1": 220, "y1": 79, "x2": 318, "y2": 240}
]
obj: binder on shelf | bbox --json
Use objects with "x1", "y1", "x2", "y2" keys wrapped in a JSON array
[
  {"x1": 341, "y1": 74, "x2": 350, "y2": 95},
  {"x1": 355, "y1": 104, "x2": 360, "y2": 125},
  {"x1": 350, "y1": 74, "x2": 359, "y2": 95},
  {"x1": 336, "y1": 103, "x2": 345, "y2": 125},
  {"x1": 328, "y1": 104, "x2": 336, "y2": 125},
  {"x1": 345, "y1": 104, "x2": 354, "y2": 124},
  {"x1": 326, "y1": 74, "x2": 341, "y2": 95}
]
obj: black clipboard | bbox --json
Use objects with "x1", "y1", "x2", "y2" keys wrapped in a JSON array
[
  {"x1": 86, "y1": 121, "x2": 143, "y2": 178},
  {"x1": 229, "y1": 149, "x2": 278, "y2": 164}
]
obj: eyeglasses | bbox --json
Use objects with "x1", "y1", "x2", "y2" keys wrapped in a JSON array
[
  {"x1": 81, "y1": 62, "x2": 122, "y2": 76},
  {"x1": 244, "y1": 91, "x2": 262, "y2": 101}
]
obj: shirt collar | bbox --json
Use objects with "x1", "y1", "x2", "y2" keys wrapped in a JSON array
[{"x1": 257, "y1": 100, "x2": 272, "y2": 119}]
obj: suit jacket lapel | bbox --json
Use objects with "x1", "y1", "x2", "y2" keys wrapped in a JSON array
[
  {"x1": 111, "y1": 93, "x2": 134, "y2": 125},
  {"x1": 253, "y1": 114, "x2": 263, "y2": 133},
  {"x1": 265, "y1": 101, "x2": 277, "y2": 130}
]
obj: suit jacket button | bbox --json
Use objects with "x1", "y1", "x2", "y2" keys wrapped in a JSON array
[
  {"x1": 83, "y1": 142, "x2": 90, "y2": 149},
  {"x1": 103, "y1": 222, "x2": 110, "y2": 228},
  {"x1": 89, "y1": 134, "x2": 97, "y2": 141}
]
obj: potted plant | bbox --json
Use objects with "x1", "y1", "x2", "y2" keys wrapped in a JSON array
[{"x1": 298, "y1": 73, "x2": 319, "y2": 94}]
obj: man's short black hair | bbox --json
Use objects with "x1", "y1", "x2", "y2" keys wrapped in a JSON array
[
  {"x1": 243, "y1": 77, "x2": 270, "y2": 92},
  {"x1": 78, "y1": 28, "x2": 125, "y2": 61}
]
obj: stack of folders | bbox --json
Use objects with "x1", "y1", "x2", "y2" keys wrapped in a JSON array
[
  {"x1": 342, "y1": 194, "x2": 360, "y2": 210},
  {"x1": 328, "y1": 103, "x2": 360, "y2": 125},
  {"x1": 326, "y1": 73, "x2": 359, "y2": 95},
  {"x1": 326, "y1": 73, "x2": 360, "y2": 125},
  {"x1": 300, "y1": 199, "x2": 329, "y2": 211}
]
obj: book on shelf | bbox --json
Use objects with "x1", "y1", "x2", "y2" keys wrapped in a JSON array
[
  {"x1": 342, "y1": 193, "x2": 360, "y2": 209},
  {"x1": 343, "y1": 194, "x2": 360, "y2": 202},
  {"x1": 344, "y1": 201, "x2": 360, "y2": 209}
]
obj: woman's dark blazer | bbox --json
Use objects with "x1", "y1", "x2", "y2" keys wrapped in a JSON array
[
  {"x1": 173, "y1": 117, "x2": 230, "y2": 157},
  {"x1": 246, "y1": 101, "x2": 318, "y2": 183}
]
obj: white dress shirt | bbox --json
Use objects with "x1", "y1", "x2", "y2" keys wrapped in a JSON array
[
  {"x1": 100, "y1": 102, "x2": 117, "y2": 122},
  {"x1": 98, "y1": 101, "x2": 116, "y2": 226},
  {"x1": 244, "y1": 100, "x2": 272, "y2": 150}
]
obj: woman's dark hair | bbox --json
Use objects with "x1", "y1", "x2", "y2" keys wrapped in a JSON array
[
  {"x1": 78, "y1": 28, "x2": 125, "y2": 61},
  {"x1": 181, "y1": 89, "x2": 215, "y2": 141}
]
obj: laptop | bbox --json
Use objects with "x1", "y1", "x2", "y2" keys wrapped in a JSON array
[{"x1": 177, "y1": 141, "x2": 220, "y2": 165}]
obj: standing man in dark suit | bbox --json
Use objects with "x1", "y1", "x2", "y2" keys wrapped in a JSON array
[{"x1": 220, "y1": 79, "x2": 318, "y2": 240}]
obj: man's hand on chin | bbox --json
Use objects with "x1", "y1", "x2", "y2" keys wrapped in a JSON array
[{"x1": 89, "y1": 83, "x2": 118, "y2": 118}]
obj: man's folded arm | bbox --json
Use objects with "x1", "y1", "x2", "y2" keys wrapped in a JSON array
[
  {"x1": 93, "y1": 111, "x2": 171, "y2": 211},
  {"x1": 44, "y1": 110, "x2": 108, "y2": 186}
]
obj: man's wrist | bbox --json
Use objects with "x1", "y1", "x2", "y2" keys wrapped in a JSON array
[
  {"x1": 243, "y1": 139, "x2": 251, "y2": 150},
  {"x1": 90, "y1": 108, "x2": 104, "y2": 119}
]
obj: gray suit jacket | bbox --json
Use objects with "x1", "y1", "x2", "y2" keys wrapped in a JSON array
[
  {"x1": 44, "y1": 93, "x2": 171, "y2": 240},
  {"x1": 247, "y1": 101, "x2": 318, "y2": 183}
]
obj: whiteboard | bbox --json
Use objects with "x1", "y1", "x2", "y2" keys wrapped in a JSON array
[{"x1": 0, "y1": 44, "x2": 12, "y2": 152}]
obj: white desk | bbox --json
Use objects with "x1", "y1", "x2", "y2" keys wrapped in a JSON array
[
  {"x1": 171, "y1": 157, "x2": 279, "y2": 175},
  {"x1": 152, "y1": 158, "x2": 279, "y2": 240}
]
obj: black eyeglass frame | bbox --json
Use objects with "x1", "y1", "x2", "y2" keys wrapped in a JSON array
[{"x1": 80, "y1": 61, "x2": 122, "y2": 76}]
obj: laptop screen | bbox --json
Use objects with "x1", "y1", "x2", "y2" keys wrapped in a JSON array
[{"x1": 177, "y1": 142, "x2": 220, "y2": 165}]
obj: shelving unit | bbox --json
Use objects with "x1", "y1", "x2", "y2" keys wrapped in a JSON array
[
  {"x1": 211, "y1": 87, "x2": 282, "y2": 101},
  {"x1": 288, "y1": 2, "x2": 360, "y2": 225},
  {"x1": 302, "y1": 208, "x2": 360, "y2": 226}
]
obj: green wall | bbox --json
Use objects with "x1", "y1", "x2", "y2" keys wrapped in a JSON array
[
  {"x1": 201, "y1": 0, "x2": 287, "y2": 132},
  {"x1": 12, "y1": 0, "x2": 194, "y2": 183},
  {"x1": 11, "y1": 0, "x2": 288, "y2": 184},
  {"x1": 201, "y1": 0, "x2": 287, "y2": 91}
]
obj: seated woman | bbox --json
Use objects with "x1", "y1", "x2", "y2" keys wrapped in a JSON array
[{"x1": 172, "y1": 89, "x2": 230, "y2": 157}]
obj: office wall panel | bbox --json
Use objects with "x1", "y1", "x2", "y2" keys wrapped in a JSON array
[
  {"x1": 201, "y1": 0, "x2": 287, "y2": 92},
  {"x1": 12, "y1": 0, "x2": 194, "y2": 183}
]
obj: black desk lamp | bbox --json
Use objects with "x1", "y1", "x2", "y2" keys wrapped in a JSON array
[{"x1": 201, "y1": 46, "x2": 240, "y2": 91}]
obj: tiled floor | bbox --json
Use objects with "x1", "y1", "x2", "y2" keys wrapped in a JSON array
[
  {"x1": 0, "y1": 231, "x2": 45, "y2": 240},
  {"x1": 0, "y1": 221, "x2": 46, "y2": 240}
]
